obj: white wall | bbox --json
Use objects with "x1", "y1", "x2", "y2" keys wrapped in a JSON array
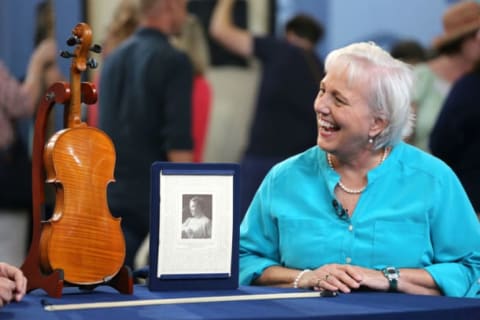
[{"x1": 327, "y1": 0, "x2": 448, "y2": 51}]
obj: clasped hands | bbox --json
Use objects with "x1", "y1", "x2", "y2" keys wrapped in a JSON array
[
  {"x1": 0, "y1": 263, "x2": 27, "y2": 307},
  {"x1": 296, "y1": 264, "x2": 387, "y2": 293}
]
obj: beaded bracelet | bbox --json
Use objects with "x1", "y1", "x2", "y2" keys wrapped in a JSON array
[{"x1": 293, "y1": 269, "x2": 311, "y2": 289}]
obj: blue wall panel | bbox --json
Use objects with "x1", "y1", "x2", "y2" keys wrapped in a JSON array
[
  {"x1": 0, "y1": 0, "x2": 82, "y2": 80},
  {"x1": 275, "y1": 0, "x2": 461, "y2": 60}
]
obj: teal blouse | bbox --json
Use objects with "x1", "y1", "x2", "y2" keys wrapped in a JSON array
[{"x1": 239, "y1": 142, "x2": 480, "y2": 297}]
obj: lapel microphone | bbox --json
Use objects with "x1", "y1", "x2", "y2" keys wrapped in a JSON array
[{"x1": 332, "y1": 200, "x2": 349, "y2": 220}]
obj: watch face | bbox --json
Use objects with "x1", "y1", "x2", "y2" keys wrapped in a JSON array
[
  {"x1": 386, "y1": 267, "x2": 399, "y2": 279},
  {"x1": 383, "y1": 267, "x2": 399, "y2": 291}
]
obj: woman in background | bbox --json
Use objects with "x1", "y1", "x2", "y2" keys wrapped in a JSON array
[
  {"x1": 411, "y1": 1, "x2": 480, "y2": 152},
  {"x1": 87, "y1": 0, "x2": 140, "y2": 127},
  {"x1": 172, "y1": 14, "x2": 212, "y2": 163}
]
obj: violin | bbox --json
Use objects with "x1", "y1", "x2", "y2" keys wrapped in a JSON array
[{"x1": 37, "y1": 23, "x2": 126, "y2": 285}]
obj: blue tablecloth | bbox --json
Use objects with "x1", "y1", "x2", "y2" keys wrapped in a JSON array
[{"x1": 3, "y1": 284, "x2": 480, "y2": 319}]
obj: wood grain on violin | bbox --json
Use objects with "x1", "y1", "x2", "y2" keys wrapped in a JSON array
[{"x1": 39, "y1": 22, "x2": 126, "y2": 285}]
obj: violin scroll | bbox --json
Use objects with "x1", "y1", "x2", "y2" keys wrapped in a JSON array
[{"x1": 60, "y1": 22, "x2": 102, "y2": 70}]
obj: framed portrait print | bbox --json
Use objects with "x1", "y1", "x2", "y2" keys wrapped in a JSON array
[{"x1": 148, "y1": 162, "x2": 240, "y2": 291}]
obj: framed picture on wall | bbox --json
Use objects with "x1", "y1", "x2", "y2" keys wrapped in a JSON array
[{"x1": 148, "y1": 162, "x2": 240, "y2": 291}]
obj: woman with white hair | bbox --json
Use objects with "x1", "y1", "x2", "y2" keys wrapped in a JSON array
[{"x1": 239, "y1": 42, "x2": 480, "y2": 298}]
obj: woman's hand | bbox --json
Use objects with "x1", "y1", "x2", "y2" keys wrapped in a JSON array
[
  {"x1": 0, "y1": 262, "x2": 27, "y2": 307},
  {"x1": 258, "y1": 264, "x2": 441, "y2": 296},
  {"x1": 311, "y1": 264, "x2": 389, "y2": 293},
  {"x1": 294, "y1": 264, "x2": 386, "y2": 293},
  {"x1": 297, "y1": 264, "x2": 441, "y2": 296},
  {"x1": 307, "y1": 264, "x2": 362, "y2": 293}
]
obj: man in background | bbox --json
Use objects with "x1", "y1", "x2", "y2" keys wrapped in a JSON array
[
  {"x1": 99, "y1": 0, "x2": 193, "y2": 269},
  {"x1": 210, "y1": 0, "x2": 325, "y2": 219}
]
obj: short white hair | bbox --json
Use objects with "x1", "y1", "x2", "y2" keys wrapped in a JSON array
[{"x1": 325, "y1": 41, "x2": 414, "y2": 149}]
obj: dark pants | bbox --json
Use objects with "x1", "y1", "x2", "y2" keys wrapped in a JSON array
[
  {"x1": 110, "y1": 206, "x2": 149, "y2": 271},
  {"x1": 122, "y1": 226, "x2": 147, "y2": 271},
  {"x1": 0, "y1": 137, "x2": 32, "y2": 210}
]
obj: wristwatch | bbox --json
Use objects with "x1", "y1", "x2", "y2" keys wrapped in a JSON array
[{"x1": 382, "y1": 266, "x2": 400, "y2": 292}]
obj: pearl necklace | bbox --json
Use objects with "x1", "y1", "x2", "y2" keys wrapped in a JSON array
[{"x1": 327, "y1": 148, "x2": 388, "y2": 195}]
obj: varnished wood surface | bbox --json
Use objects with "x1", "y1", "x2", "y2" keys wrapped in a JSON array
[{"x1": 41, "y1": 127, "x2": 125, "y2": 284}]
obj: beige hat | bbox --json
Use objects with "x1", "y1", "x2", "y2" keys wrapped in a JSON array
[{"x1": 433, "y1": 1, "x2": 480, "y2": 49}]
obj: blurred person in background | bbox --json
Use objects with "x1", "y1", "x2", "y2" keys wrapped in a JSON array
[
  {"x1": 430, "y1": 59, "x2": 480, "y2": 218},
  {"x1": 172, "y1": 13, "x2": 212, "y2": 163},
  {"x1": 390, "y1": 39, "x2": 427, "y2": 65},
  {"x1": 87, "y1": 0, "x2": 140, "y2": 127},
  {"x1": 99, "y1": 0, "x2": 193, "y2": 269},
  {"x1": 411, "y1": 1, "x2": 480, "y2": 152},
  {"x1": 0, "y1": 39, "x2": 60, "y2": 266},
  {"x1": 210, "y1": 0, "x2": 325, "y2": 220}
]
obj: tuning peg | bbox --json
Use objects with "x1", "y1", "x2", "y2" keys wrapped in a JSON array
[
  {"x1": 60, "y1": 51, "x2": 75, "y2": 59},
  {"x1": 90, "y1": 44, "x2": 102, "y2": 54},
  {"x1": 87, "y1": 58, "x2": 98, "y2": 69},
  {"x1": 66, "y1": 36, "x2": 80, "y2": 46}
]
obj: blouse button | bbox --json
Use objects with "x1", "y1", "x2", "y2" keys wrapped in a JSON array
[
  {"x1": 346, "y1": 257, "x2": 352, "y2": 264},
  {"x1": 348, "y1": 224, "x2": 353, "y2": 232}
]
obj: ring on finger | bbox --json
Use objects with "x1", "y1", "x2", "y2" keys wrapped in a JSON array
[
  {"x1": 316, "y1": 279, "x2": 322, "y2": 287},
  {"x1": 324, "y1": 274, "x2": 330, "y2": 281}
]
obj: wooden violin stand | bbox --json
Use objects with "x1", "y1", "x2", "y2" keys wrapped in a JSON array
[{"x1": 21, "y1": 82, "x2": 133, "y2": 298}]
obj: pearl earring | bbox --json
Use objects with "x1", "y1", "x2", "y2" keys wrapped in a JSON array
[{"x1": 368, "y1": 137, "x2": 373, "y2": 144}]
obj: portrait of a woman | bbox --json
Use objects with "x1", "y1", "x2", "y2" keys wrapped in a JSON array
[{"x1": 181, "y1": 195, "x2": 212, "y2": 239}]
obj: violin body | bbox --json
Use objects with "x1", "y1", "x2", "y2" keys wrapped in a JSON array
[{"x1": 40, "y1": 125, "x2": 125, "y2": 284}]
